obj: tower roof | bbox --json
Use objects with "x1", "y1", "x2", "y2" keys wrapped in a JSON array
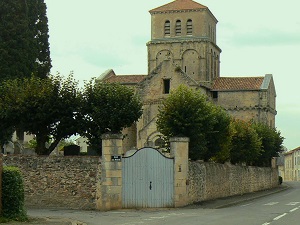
[{"x1": 149, "y1": 0, "x2": 207, "y2": 13}]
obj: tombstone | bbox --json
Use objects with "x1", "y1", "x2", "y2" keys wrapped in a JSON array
[
  {"x1": 63, "y1": 145, "x2": 80, "y2": 156},
  {"x1": 13, "y1": 141, "x2": 23, "y2": 154},
  {"x1": 87, "y1": 146, "x2": 99, "y2": 156},
  {"x1": 3, "y1": 141, "x2": 14, "y2": 154}
]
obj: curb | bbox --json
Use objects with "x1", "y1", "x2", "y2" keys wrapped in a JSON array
[
  {"x1": 215, "y1": 184, "x2": 290, "y2": 209},
  {"x1": 71, "y1": 221, "x2": 87, "y2": 225},
  {"x1": 188, "y1": 183, "x2": 290, "y2": 209}
]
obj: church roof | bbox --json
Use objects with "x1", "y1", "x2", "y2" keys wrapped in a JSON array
[
  {"x1": 149, "y1": 0, "x2": 207, "y2": 13},
  {"x1": 103, "y1": 74, "x2": 147, "y2": 84},
  {"x1": 212, "y1": 77, "x2": 265, "y2": 91}
]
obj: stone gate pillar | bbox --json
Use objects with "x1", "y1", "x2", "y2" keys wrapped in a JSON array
[
  {"x1": 97, "y1": 133, "x2": 123, "y2": 211},
  {"x1": 170, "y1": 137, "x2": 189, "y2": 207}
]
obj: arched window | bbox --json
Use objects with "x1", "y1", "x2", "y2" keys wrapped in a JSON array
[
  {"x1": 164, "y1": 20, "x2": 170, "y2": 36},
  {"x1": 175, "y1": 20, "x2": 181, "y2": 36},
  {"x1": 187, "y1": 19, "x2": 193, "y2": 35}
]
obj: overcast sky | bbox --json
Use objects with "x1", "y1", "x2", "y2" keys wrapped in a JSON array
[{"x1": 44, "y1": 0, "x2": 300, "y2": 151}]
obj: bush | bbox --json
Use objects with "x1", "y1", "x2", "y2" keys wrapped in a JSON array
[
  {"x1": 2, "y1": 166, "x2": 27, "y2": 221},
  {"x1": 278, "y1": 176, "x2": 283, "y2": 185}
]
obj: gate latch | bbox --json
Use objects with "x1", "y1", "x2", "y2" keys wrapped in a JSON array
[{"x1": 149, "y1": 181, "x2": 152, "y2": 190}]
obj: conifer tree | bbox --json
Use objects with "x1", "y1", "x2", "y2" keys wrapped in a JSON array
[{"x1": 0, "y1": 0, "x2": 51, "y2": 81}]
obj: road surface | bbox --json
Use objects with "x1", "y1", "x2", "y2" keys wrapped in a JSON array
[{"x1": 27, "y1": 182, "x2": 299, "y2": 225}]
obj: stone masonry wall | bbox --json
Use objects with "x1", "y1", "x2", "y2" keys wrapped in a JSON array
[
  {"x1": 188, "y1": 161, "x2": 278, "y2": 204},
  {"x1": 2, "y1": 154, "x2": 279, "y2": 210},
  {"x1": 3, "y1": 155, "x2": 100, "y2": 210}
]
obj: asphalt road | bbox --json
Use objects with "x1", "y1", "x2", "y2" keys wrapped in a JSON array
[{"x1": 26, "y1": 182, "x2": 298, "y2": 225}]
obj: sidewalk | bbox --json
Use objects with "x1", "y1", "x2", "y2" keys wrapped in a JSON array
[
  {"x1": 7, "y1": 184, "x2": 289, "y2": 225},
  {"x1": 187, "y1": 183, "x2": 290, "y2": 209}
]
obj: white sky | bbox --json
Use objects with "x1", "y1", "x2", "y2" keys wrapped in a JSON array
[{"x1": 44, "y1": 0, "x2": 300, "y2": 151}]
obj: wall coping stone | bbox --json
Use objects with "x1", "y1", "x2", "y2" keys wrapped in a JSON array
[
  {"x1": 101, "y1": 133, "x2": 123, "y2": 140},
  {"x1": 170, "y1": 137, "x2": 190, "y2": 142}
]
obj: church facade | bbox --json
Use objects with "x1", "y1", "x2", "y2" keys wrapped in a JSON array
[{"x1": 98, "y1": 0, "x2": 276, "y2": 150}]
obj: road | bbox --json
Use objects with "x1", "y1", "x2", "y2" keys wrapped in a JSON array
[{"x1": 28, "y1": 182, "x2": 300, "y2": 225}]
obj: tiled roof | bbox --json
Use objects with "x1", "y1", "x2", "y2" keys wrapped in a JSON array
[
  {"x1": 103, "y1": 75, "x2": 147, "y2": 84},
  {"x1": 212, "y1": 77, "x2": 265, "y2": 91},
  {"x1": 149, "y1": 0, "x2": 207, "y2": 13}
]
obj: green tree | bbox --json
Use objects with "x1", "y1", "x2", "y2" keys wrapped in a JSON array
[
  {"x1": 0, "y1": 74, "x2": 82, "y2": 155},
  {"x1": 81, "y1": 80, "x2": 143, "y2": 154},
  {"x1": 0, "y1": 0, "x2": 51, "y2": 81},
  {"x1": 27, "y1": 0, "x2": 52, "y2": 78},
  {"x1": 157, "y1": 85, "x2": 226, "y2": 160},
  {"x1": 229, "y1": 119, "x2": 262, "y2": 165},
  {"x1": 252, "y1": 122, "x2": 284, "y2": 166},
  {"x1": 206, "y1": 106, "x2": 232, "y2": 163}
]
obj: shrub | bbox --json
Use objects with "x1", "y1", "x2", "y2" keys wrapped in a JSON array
[{"x1": 2, "y1": 166, "x2": 27, "y2": 221}]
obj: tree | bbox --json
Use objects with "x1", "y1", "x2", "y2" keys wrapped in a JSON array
[
  {"x1": 0, "y1": 0, "x2": 51, "y2": 81},
  {"x1": 251, "y1": 122, "x2": 284, "y2": 166},
  {"x1": 229, "y1": 119, "x2": 262, "y2": 165},
  {"x1": 206, "y1": 106, "x2": 232, "y2": 163},
  {"x1": 157, "y1": 85, "x2": 229, "y2": 160},
  {"x1": 81, "y1": 80, "x2": 143, "y2": 154},
  {"x1": 0, "y1": 74, "x2": 82, "y2": 155}
]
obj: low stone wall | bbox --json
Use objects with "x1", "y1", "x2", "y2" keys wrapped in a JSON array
[
  {"x1": 3, "y1": 155, "x2": 100, "y2": 210},
  {"x1": 2, "y1": 154, "x2": 279, "y2": 210},
  {"x1": 188, "y1": 161, "x2": 278, "y2": 204}
]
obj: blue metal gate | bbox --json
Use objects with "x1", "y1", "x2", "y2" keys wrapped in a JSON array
[{"x1": 122, "y1": 147, "x2": 174, "y2": 208}]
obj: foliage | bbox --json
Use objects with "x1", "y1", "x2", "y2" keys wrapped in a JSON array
[
  {"x1": 0, "y1": 73, "x2": 82, "y2": 155},
  {"x1": 156, "y1": 86, "x2": 284, "y2": 165},
  {"x1": 208, "y1": 107, "x2": 232, "y2": 163},
  {"x1": 229, "y1": 119, "x2": 262, "y2": 165},
  {"x1": 157, "y1": 85, "x2": 230, "y2": 160},
  {"x1": 27, "y1": 138, "x2": 37, "y2": 149},
  {"x1": 251, "y1": 122, "x2": 284, "y2": 166},
  {"x1": 2, "y1": 166, "x2": 27, "y2": 221},
  {"x1": 0, "y1": 0, "x2": 51, "y2": 81},
  {"x1": 81, "y1": 80, "x2": 143, "y2": 154}
]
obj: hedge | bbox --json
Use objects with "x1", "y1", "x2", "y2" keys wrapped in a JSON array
[{"x1": 2, "y1": 166, "x2": 27, "y2": 220}]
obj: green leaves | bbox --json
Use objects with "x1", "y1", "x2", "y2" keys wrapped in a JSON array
[
  {"x1": 251, "y1": 122, "x2": 284, "y2": 166},
  {"x1": 0, "y1": 0, "x2": 51, "y2": 81},
  {"x1": 2, "y1": 166, "x2": 27, "y2": 220},
  {"x1": 82, "y1": 81, "x2": 143, "y2": 152},
  {"x1": 0, "y1": 74, "x2": 82, "y2": 155},
  {"x1": 229, "y1": 119, "x2": 262, "y2": 165},
  {"x1": 156, "y1": 85, "x2": 284, "y2": 165},
  {"x1": 157, "y1": 85, "x2": 227, "y2": 160}
]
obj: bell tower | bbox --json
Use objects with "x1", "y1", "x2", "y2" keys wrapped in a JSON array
[{"x1": 147, "y1": 0, "x2": 221, "y2": 85}]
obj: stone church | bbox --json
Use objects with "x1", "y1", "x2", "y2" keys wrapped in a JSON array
[{"x1": 98, "y1": 0, "x2": 277, "y2": 150}]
